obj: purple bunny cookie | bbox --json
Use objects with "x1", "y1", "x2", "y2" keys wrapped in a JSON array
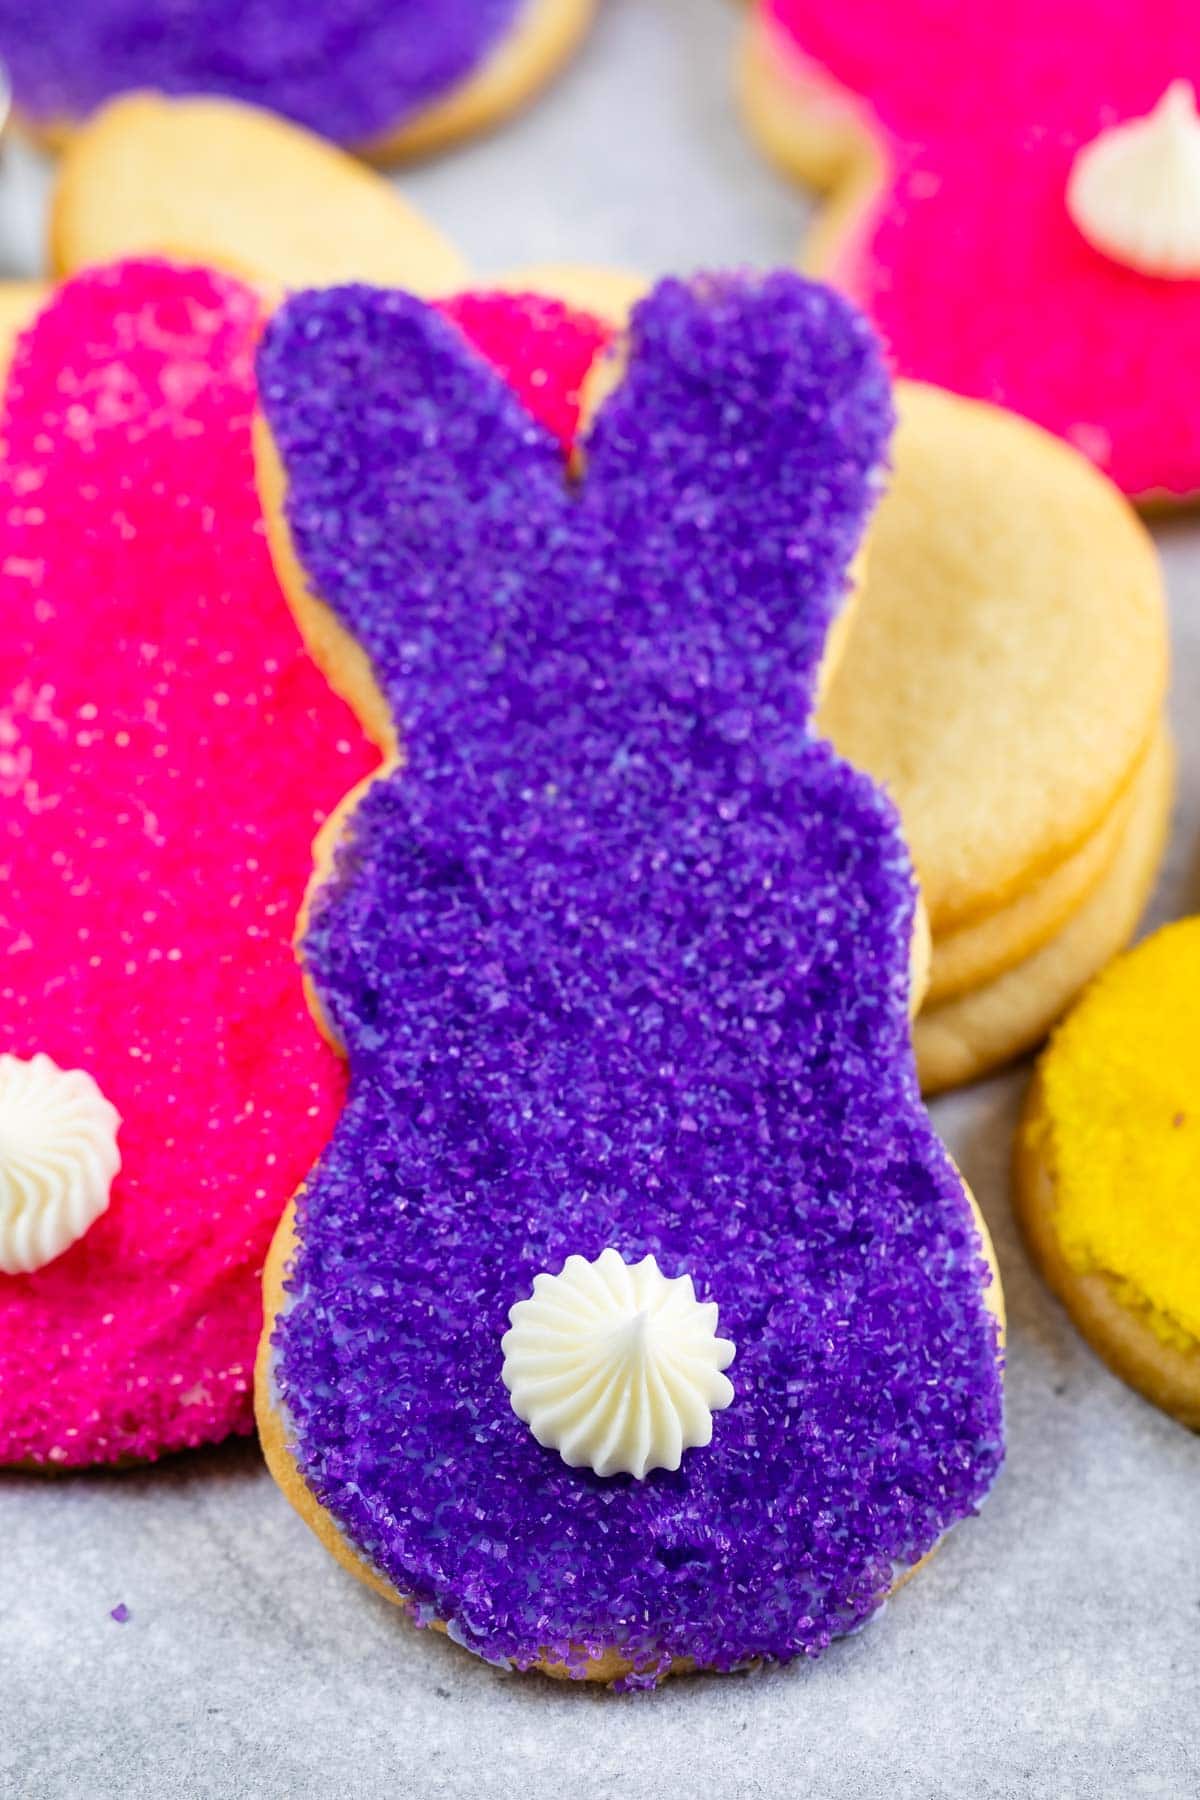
[
  {"x1": 0, "y1": 0, "x2": 593, "y2": 158},
  {"x1": 253, "y1": 274, "x2": 1004, "y2": 1687}
]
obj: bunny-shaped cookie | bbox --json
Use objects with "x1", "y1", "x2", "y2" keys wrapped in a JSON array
[
  {"x1": 0, "y1": 0, "x2": 592, "y2": 158},
  {"x1": 742, "y1": 0, "x2": 1200, "y2": 499},
  {"x1": 255, "y1": 275, "x2": 1005, "y2": 1684},
  {"x1": 0, "y1": 261, "x2": 378, "y2": 1466}
]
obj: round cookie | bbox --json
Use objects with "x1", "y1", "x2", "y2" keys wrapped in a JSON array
[
  {"x1": 0, "y1": 262, "x2": 378, "y2": 1468},
  {"x1": 0, "y1": 0, "x2": 594, "y2": 160},
  {"x1": 253, "y1": 274, "x2": 1004, "y2": 1684},
  {"x1": 915, "y1": 731, "x2": 1173, "y2": 1094},
  {"x1": 50, "y1": 94, "x2": 466, "y2": 296},
  {"x1": 1015, "y1": 918, "x2": 1200, "y2": 1428},
  {"x1": 926, "y1": 768, "x2": 1141, "y2": 1007},
  {"x1": 816, "y1": 382, "x2": 1167, "y2": 943},
  {"x1": 739, "y1": 1, "x2": 1200, "y2": 501}
]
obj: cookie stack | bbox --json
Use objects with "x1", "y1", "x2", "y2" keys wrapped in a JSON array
[{"x1": 818, "y1": 382, "x2": 1171, "y2": 1093}]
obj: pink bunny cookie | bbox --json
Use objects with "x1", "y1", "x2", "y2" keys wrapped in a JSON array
[
  {"x1": 0, "y1": 260, "x2": 379, "y2": 1467},
  {"x1": 742, "y1": 0, "x2": 1200, "y2": 499}
]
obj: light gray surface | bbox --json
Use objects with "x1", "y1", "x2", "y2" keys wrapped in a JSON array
[{"x1": 2, "y1": 3, "x2": 1199, "y2": 1796}]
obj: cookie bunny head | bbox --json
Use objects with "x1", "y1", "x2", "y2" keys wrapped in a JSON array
[
  {"x1": 745, "y1": 0, "x2": 1200, "y2": 498},
  {"x1": 255, "y1": 274, "x2": 1004, "y2": 1684}
]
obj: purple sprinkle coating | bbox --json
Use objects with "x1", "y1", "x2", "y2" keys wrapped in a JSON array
[
  {"x1": 0, "y1": 0, "x2": 520, "y2": 143},
  {"x1": 257, "y1": 274, "x2": 1005, "y2": 1683}
]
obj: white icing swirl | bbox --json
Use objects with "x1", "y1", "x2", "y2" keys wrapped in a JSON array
[
  {"x1": 1068, "y1": 81, "x2": 1200, "y2": 278},
  {"x1": 500, "y1": 1247, "x2": 735, "y2": 1480},
  {"x1": 0, "y1": 1053, "x2": 121, "y2": 1275}
]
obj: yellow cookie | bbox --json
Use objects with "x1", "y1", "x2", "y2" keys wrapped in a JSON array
[
  {"x1": 817, "y1": 382, "x2": 1167, "y2": 937},
  {"x1": 915, "y1": 731, "x2": 1173, "y2": 1094},
  {"x1": 1015, "y1": 917, "x2": 1200, "y2": 1429},
  {"x1": 50, "y1": 94, "x2": 466, "y2": 296}
]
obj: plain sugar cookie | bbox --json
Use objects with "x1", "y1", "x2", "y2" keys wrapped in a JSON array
[
  {"x1": 1015, "y1": 918, "x2": 1200, "y2": 1428},
  {"x1": 926, "y1": 750, "x2": 1144, "y2": 1007},
  {"x1": 814, "y1": 381, "x2": 1169, "y2": 1092},
  {"x1": 0, "y1": 0, "x2": 594, "y2": 161},
  {"x1": 50, "y1": 94, "x2": 466, "y2": 296},
  {"x1": 817, "y1": 381, "x2": 1167, "y2": 939},
  {"x1": 252, "y1": 274, "x2": 1003, "y2": 1685},
  {"x1": 915, "y1": 732, "x2": 1173, "y2": 1095},
  {"x1": 739, "y1": 1, "x2": 1200, "y2": 502}
]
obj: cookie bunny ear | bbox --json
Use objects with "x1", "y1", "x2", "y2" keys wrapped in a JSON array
[
  {"x1": 50, "y1": 94, "x2": 466, "y2": 296},
  {"x1": 256, "y1": 286, "x2": 572, "y2": 750},
  {"x1": 579, "y1": 272, "x2": 892, "y2": 727},
  {"x1": 257, "y1": 275, "x2": 892, "y2": 761}
]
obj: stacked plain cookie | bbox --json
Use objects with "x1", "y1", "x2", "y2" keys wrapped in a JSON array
[{"x1": 818, "y1": 384, "x2": 1170, "y2": 1093}]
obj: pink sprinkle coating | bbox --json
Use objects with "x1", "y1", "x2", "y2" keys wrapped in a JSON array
[
  {"x1": 0, "y1": 260, "x2": 378, "y2": 1468},
  {"x1": 436, "y1": 291, "x2": 613, "y2": 448},
  {"x1": 761, "y1": 0, "x2": 1200, "y2": 498}
]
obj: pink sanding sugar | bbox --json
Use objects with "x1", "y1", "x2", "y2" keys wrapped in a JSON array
[
  {"x1": 760, "y1": 0, "x2": 1200, "y2": 499},
  {"x1": 0, "y1": 266, "x2": 613, "y2": 1468},
  {"x1": 437, "y1": 290, "x2": 613, "y2": 448},
  {"x1": 0, "y1": 261, "x2": 379, "y2": 1467}
]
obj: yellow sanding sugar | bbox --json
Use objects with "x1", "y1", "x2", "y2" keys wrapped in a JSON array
[{"x1": 1036, "y1": 917, "x2": 1200, "y2": 1348}]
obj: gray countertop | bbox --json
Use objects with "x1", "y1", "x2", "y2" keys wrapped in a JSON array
[{"x1": 3, "y1": 3, "x2": 1198, "y2": 1796}]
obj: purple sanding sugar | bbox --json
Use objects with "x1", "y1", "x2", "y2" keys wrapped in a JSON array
[
  {"x1": 109, "y1": 1603, "x2": 131, "y2": 1624},
  {"x1": 257, "y1": 274, "x2": 1005, "y2": 1682},
  {"x1": 0, "y1": 0, "x2": 519, "y2": 143}
]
